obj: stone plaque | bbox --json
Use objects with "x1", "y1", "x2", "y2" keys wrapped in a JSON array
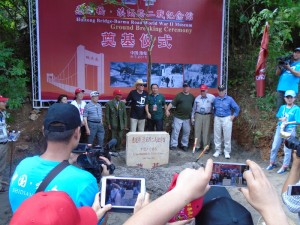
[{"x1": 126, "y1": 132, "x2": 170, "y2": 169}]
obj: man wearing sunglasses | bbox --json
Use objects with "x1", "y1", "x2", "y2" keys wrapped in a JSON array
[{"x1": 126, "y1": 79, "x2": 148, "y2": 132}]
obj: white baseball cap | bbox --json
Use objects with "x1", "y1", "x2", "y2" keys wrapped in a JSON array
[
  {"x1": 90, "y1": 91, "x2": 100, "y2": 97},
  {"x1": 284, "y1": 90, "x2": 296, "y2": 97}
]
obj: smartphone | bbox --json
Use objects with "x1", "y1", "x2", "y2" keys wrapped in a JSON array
[
  {"x1": 209, "y1": 162, "x2": 249, "y2": 187},
  {"x1": 287, "y1": 185, "x2": 300, "y2": 195},
  {"x1": 100, "y1": 176, "x2": 146, "y2": 211}
]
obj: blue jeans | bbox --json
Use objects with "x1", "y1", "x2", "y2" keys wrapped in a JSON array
[
  {"x1": 170, "y1": 117, "x2": 191, "y2": 147},
  {"x1": 88, "y1": 122, "x2": 105, "y2": 146},
  {"x1": 270, "y1": 125, "x2": 295, "y2": 167}
]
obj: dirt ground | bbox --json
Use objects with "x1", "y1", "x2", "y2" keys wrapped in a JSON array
[{"x1": 0, "y1": 102, "x2": 298, "y2": 224}]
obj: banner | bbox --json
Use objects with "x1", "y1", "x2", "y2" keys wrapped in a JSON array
[
  {"x1": 255, "y1": 22, "x2": 269, "y2": 97},
  {"x1": 36, "y1": 0, "x2": 225, "y2": 101}
]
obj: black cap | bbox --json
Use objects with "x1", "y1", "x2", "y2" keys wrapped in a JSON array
[
  {"x1": 294, "y1": 47, "x2": 300, "y2": 52},
  {"x1": 44, "y1": 103, "x2": 81, "y2": 132},
  {"x1": 218, "y1": 85, "x2": 226, "y2": 91},
  {"x1": 183, "y1": 83, "x2": 190, "y2": 87},
  {"x1": 196, "y1": 197, "x2": 253, "y2": 225}
]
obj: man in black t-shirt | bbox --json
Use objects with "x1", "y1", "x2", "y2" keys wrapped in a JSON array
[{"x1": 126, "y1": 79, "x2": 148, "y2": 131}]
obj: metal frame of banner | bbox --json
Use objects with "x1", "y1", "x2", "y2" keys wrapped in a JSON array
[
  {"x1": 29, "y1": 0, "x2": 230, "y2": 108},
  {"x1": 222, "y1": 0, "x2": 230, "y2": 90}
]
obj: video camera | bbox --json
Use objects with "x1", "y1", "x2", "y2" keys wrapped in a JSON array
[
  {"x1": 72, "y1": 139, "x2": 117, "y2": 182},
  {"x1": 285, "y1": 137, "x2": 300, "y2": 157},
  {"x1": 277, "y1": 54, "x2": 293, "y2": 67}
]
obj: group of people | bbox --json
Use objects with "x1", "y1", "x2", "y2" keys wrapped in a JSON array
[
  {"x1": 266, "y1": 47, "x2": 300, "y2": 174},
  {"x1": 163, "y1": 82, "x2": 240, "y2": 159},
  {"x1": 54, "y1": 79, "x2": 241, "y2": 160}
]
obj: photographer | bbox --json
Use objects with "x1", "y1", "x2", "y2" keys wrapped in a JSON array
[
  {"x1": 9, "y1": 103, "x2": 112, "y2": 220},
  {"x1": 282, "y1": 150, "x2": 300, "y2": 223},
  {"x1": 275, "y1": 47, "x2": 300, "y2": 110}
]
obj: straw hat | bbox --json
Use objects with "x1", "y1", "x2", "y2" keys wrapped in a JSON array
[{"x1": 134, "y1": 79, "x2": 146, "y2": 87}]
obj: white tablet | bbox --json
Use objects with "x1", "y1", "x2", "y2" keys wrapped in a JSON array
[{"x1": 100, "y1": 176, "x2": 146, "y2": 210}]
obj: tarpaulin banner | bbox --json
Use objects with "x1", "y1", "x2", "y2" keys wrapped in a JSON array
[{"x1": 36, "y1": 0, "x2": 225, "y2": 101}]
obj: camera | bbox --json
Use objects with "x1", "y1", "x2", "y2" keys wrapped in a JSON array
[
  {"x1": 72, "y1": 139, "x2": 117, "y2": 182},
  {"x1": 285, "y1": 137, "x2": 300, "y2": 157},
  {"x1": 277, "y1": 54, "x2": 293, "y2": 67}
]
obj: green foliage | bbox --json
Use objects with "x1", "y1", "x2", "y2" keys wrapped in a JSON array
[
  {"x1": 0, "y1": 42, "x2": 28, "y2": 109},
  {"x1": 229, "y1": 0, "x2": 300, "y2": 95},
  {"x1": 255, "y1": 92, "x2": 276, "y2": 112}
]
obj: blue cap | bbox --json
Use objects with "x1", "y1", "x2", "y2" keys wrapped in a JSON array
[{"x1": 285, "y1": 90, "x2": 296, "y2": 97}]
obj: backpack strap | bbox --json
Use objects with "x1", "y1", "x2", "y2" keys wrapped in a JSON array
[{"x1": 35, "y1": 160, "x2": 70, "y2": 193}]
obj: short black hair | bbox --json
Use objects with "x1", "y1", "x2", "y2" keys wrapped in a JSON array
[{"x1": 151, "y1": 83, "x2": 159, "y2": 89}]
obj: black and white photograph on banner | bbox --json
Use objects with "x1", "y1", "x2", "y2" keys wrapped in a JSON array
[
  {"x1": 110, "y1": 62, "x2": 147, "y2": 87},
  {"x1": 151, "y1": 63, "x2": 183, "y2": 88},
  {"x1": 122, "y1": 0, "x2": 138, "y2": 5},
  {"x1": 184, "y1": 64, "x2": 218, "y2": 88}
]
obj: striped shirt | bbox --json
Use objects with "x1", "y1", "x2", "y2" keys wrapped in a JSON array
[
  {"x1": 282, "y1": 184, "x2": 300, "y2": 224},
  {"x1": 83, "y1": 102, "x2": 103, "y2": 123},
  {"x1": 0, "y1": 111, "x2": 8, "y2": 142}
]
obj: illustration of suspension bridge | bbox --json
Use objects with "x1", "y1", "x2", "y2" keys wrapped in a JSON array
[{"x1": 46, "y1": 45, "x2": 104, "y2": 95}]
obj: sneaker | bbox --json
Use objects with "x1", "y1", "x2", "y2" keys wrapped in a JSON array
[
  {"x1": 182, "y1": 146, "x2": 188, "y2": 151},
  {"x1": 213, "y1": 151, "x2": 220, "y2": 158},
  {"x1": 204, "y1": 149, "x2": 210, "y2": 154},
  {"x1": 266, "y1": 164, "x2": 277, "y2": 170},
  {"x1": 224, "y1": 153, "x2": 230, "y2": 159},
  {"x1": 170, "y1": 146, "x2": 177, "y2": 150},
  {"x1": 277, "y1": 167, "x2": 287, "y2": 174},
  {"x1": 195, "y1": 148, "x2": 201, "y2": 152}
]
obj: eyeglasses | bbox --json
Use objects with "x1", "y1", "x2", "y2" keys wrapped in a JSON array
[{"x1": 138, "y1": 84, "x2": 145, "y2": 87}]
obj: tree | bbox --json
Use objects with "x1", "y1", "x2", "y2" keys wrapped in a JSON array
[{"x1": 0, "y1": 0, "x2": 30, "y2": 108}]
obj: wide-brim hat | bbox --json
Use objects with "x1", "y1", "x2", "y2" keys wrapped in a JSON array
[{"x1": 134, "y1": 79, "x2": 146, "y2": 87}]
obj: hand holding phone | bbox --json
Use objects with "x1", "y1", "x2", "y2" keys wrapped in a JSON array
[
  {"x1": 210, "y1": 162, "x2": 249, "y2": 187},
  {"x1": 287, "y1": 185, "x2": 300, "y2": 195}
]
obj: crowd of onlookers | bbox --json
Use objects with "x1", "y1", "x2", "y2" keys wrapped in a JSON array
[{"x1": 2, "y1": 46, "x2": 300, "y2": 224}]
